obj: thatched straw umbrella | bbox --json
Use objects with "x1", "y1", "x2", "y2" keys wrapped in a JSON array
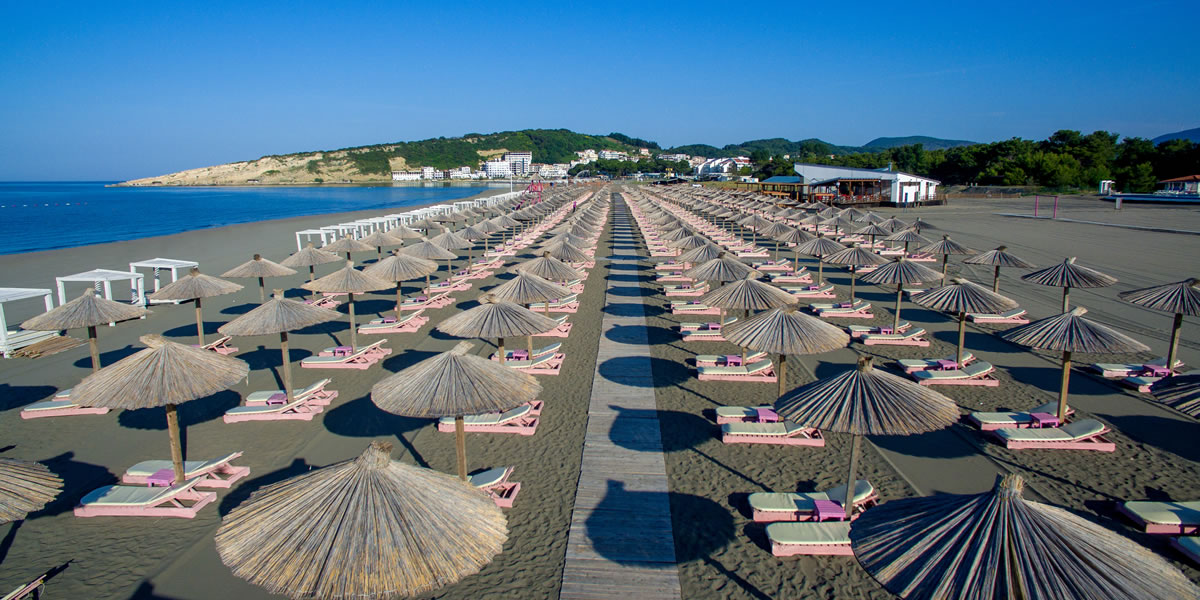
[
  {"x1": 301, "y1": 261, "x2": 391, "y2": 351},
  {"x1": 402, "y1": 239, "x2": 458, "y2": 281},
  {"x1": 676, "y1": 242, "x2": 724, "y2": 266},
  {"x1": 542, "y1": 241, "x2": 592, "y2": 264},
  {"x1": 776, "y1": 356, "x2": 958, "y2": 513},
  {"x1": 758, "y1": 221, "x2": 793, "y2": 262},
  {"x1": 280, "y1": 243, "x2": 341, "y2": 286},
  {"x1": 1150, "y1": 370, "x2": 1200, "y2": 417},
  {"x1": 684, "y1": 253, "x2": 757, "y2": 290},
  {"x1": 219, "y1": 290, "x2": 340, "y2": 405},
  {"x1": 882, "y1": 229, "x2": 931, "y2": 255},
  {"x1": 513, "y1": 252, "x2": 584, "y2": 286},
  {"x1": 963, "y1": 245, "x2": 1036, "y2": 293},
  {"x1": 360, "y1": 229, "x2": 404, "y2": 261},
  {"x1": 853, "y1": 223, "x2": 891, "y2": 249},
  {"x1": 878, "y1": 215, "x2": 908, "y2": 232},
  {"x1": 323, "y1": 236, "x2": 374, "y2": 262},
  {"x1": 216, "y1": 441, "x2": 506, "y2": 598},
  {"x1": 794, "y1": 235, "x2": 845, "y2": 285},
  {"x1": 221, "y1": 254, "x2": 297, "y2": 303},
  {"x1": 861, "y1": 258, "x2": 945, "y2": 330},
  {"x1": 774, "y1": 226, "x2": 815, "y2": 270},
  {"x1": 363, "y1": 252, "x2": 439, "y2": 315},
  {"x1": 917, "y1": 234, "x2": 975, "y2": 277},
  {"x1": 409, "y1": 217, "x2": 441, "y2": 233},
  {"x1": 700, "y1": 278, "x2": 798, "y2": 365},
  {"x1": 1021, "y1": 257, "x2": 1117, "y2": 313},
  {"x1": 668, "y1": 235, "x2": 711, "y2": 251},
  {"x1": 390, "y1": 225, "x2": 424, "y2": 242},
  {"x1": 723, "y1": 304, "x2": 849, "y2": 397},
  {"x1": 1003, "y1": 307, "x2": 1149, "y2": 421},
  {"x1": 71, "y1": 334, "x2": 249, "y2": 482},
  {"x1": 21, "y1": 290, "x2": 147, "y2": 373},
  {"x1": 429, "y1": 230, "x2": 473, "y2": 274},
  {"x1": 1118, "y1": 278, "x2": 1200, "y2": 374},
  {"x1": 851, "y1": 473, "x2": 1200, "y2": 600},
  {"x1": 457, "y1": 225, "x2": 488, "y2": 267},
  {"x1": 911, "y1": 278, "x2": 1019, "y2": 368},
  {"x1": 436, "y1": 294, "x2": 559, "y2": 365},
  {"x1": 0, "y1": 458, "x2": 62, "y2": 524},
  {"x1": 372, "y1": 342, "x2": 542, "y2": 480},
  {"x1": 824, "y1": 245, "x2": 889, "y2": 302},
  {"x1": 490, "y1": 272, "x2": 571, "y2": 354},
  {"x1": 148, "y1": 267, "x2": 242, "y2": 345}
]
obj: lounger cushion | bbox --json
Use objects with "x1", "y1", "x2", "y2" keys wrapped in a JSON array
[
  {"x1": 749, "y1": 481, "x2": 873, "y2": 513},
  {"x1": 246, "y1": 380, "x2": 327, "y2": 402},
  {"x1": 898, "y1": 353, "x2": 974, "y2": 370},
  {"x1": 469, "y1": 467, "x2": 510, "y2": 488},
  {"x1": 125, "y1": 453, "x2": 241, "y2": 479},
  {"x1": 914, "y1": 361, "x2": 994, "y2": 381},
  {"x1": 1122, "y1": 501, "x2": 1200, "y2": 526},
  {"x1": 723, "y1": 422, "x2": 808, "y2": 437},
  {"x1": 440, "y1": 404, "x2": 532, "y2": 426},
  {"x1": 22, "y1": 399, "x2": 79, "y2": 412},
  {"x1": 970, "y1": 402, "x2": 1059, "y2": 426},
  {"x1": 766, "y1": 522, "x2": 851, "y2": 545},
  {"x1": 995, "y1": 418, "x2": 1106, "y2": 443},
  {"x1": 715, "y1": 406, "x2": 772, "y2": 420},
  {"x1": 79, "y1": 481, "x2": 198, "y2": 507}
]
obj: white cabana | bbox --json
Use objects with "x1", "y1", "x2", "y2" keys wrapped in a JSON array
[
  {"x1": 295, "y1": 228, "x2": 332, "y2": 251},
  {"x1": 0, "y1": 288, "x2": 57, "y2": 358},
  {"x1": 56, "y1": 269, "x2": 146, "y2": 318},
  {"x1": 129, "y1": 258, "x2": 198, "y2": 304}
]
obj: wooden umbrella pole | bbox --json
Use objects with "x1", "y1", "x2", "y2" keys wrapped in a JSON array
[
  {"x1": 280, "y1": 332, "x2": 294, "y2": 404},
  {"x1": 993, "y1": 265, "x2": 1001, "y2": 293},
  {"x1": 849, "y1": 268, "x2": 857, "y2": 301},
  {"x1": 455, "y1": 416, "x2": 468, "y2": 481},
  {"x1": 817, "y1": 259, "x2": 824, "y2": 284},
  {"x1": 742, "y1": 309, "x2": 750, "y2": 363},
  {"x1": 426, "y1": 274, "x2": 432, "y2": 294},
  {"x1": 308, "y1": 265, "x2": 315, "y2": 283},
  {"x1": 941, "y1": 254, "x2": 949, "y2": 277},
  {"x1": 1058, "y1": 350, "x2": 1072, "y2": 422},
  {"x1": 194, "y1": 298, "x2": 204, "y2": 345},
  {"x1": 258, "y1": 277, "x2": 266, "y2": 303},
  {"x1": 844, "y1": 434, "x2": 862, "y2": 518},
  {"x1": 394, "y1": 282, "x2": 403, "y2": 315},
  {"x1": 956, "y1": 311, "x2": 967, "y2": 367},
  {"x1": 1168, "y1": 312, "x2": 1184, "y2": 375},
  {"x1": 165, "y1": 403, "x2": 185, "y2": 483},
  {"x1": 87, "y1": 325, "x2": 101, "y2": 373},
  {"x1": 497, "y1": 337, "x2": 505, "y2": 365},
  {"x1": 777, "y1": 353, "x2": 787, "y2": 398},
  {"x1": 894, "y1": 284, "x2": 904, "y2": 331},
  {"x1": 348, "y1": 293, "x2": 357, "y2": 350},
  {"x1": 1062, "y1": 287, "x2": 1070, "y2": 313}
]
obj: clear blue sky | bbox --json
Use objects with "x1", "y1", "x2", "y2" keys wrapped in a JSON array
[{"x1": 2, "y1": 1, "x2": 1196, "y2": 180}]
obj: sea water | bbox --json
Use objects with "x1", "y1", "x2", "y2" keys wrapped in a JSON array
[{"x1": 0, "y1": 182, "x2": 501, "y2": 255}]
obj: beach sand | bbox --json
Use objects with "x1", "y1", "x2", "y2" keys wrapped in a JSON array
[{"x1": 1, "y1": 189, "x2": 1199, "y2": 599}]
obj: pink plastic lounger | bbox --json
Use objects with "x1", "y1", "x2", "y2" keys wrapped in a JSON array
[
  {"x1": 491, "y1": 343, "x2": 561, "y2": 361},
  {"x1": 74, "y1": 478, "x2": 216, "y2": 519},
  {"x1": 534, "y1": 315, "x2": 572, "y2": 338},
  {"x1": 769, "y1": 272, "x2": 813, "y2": 284},
  {"x1": 912, "y1": 361, "x2": 999, "y2": 386},
  {"x1": 470, "y1": 466, "x2": 521, "y2": 508},
  {"x1": 223, "y1": 395, "x2": 326, "y2": 423},
  {"x1": 720, "y1": 422, "x2": 824, "y2": 446},
  {"x1": 436, "y1": 401, "x2": 542, "y2": 436},
  {"x1": 752, "y1": 259, "x2": 792, "y2": 272},
  {"x1": 767, "y1": 522, "x2": 854, "y2": 556},
  {"x1": 20, "y1": 399, "x2": 110, "y2": 420},
  {"x1": 358, "y1": 309, "x2": 427, "y2": 334},
  {"x1": 897, "y1": 353, "x2": 976, "y2": 373},
  {"x1": 679, "y1": 317, "x2": 736, "y2": 332},
  {"x1": 655, "y1": 273, "x2": 694, "y2": 283},
  {"x1": 699, "y1": 359, "x2": 777, "y2": 382},
  {"x1": 713, "y1": 403, "x2": 780, "y2": 424},
  {"x1": 400, "y1": 292, "x2": 454, "y2": 311},
  {"x1": 696, "y1": 352, "x2": 768, "y2": 368},
  {"x1": 529, "y1": 295, "x2": 579, "y2": 313},
  {"x1": 735, "y1": 248, "x2": 770, "y2": 258},
  {"x1": 1090, "y1": 358, "x2": 1182, "y2": 378},
  {"x1": 680, "y1": 329, "x2": 727, "y2": 343},
  {"x1": 993, "y1": 418, "x2": 1116, "y2": 451},
  {"x1": 815, "y1": 301, "x2": 873, "y2": 319},
  {"x1": 670, "y1": 302, "x2": 722, "y2": 316},
  {"x1": 966, "y1": 402, "x2": 1074, "y2": 431},
  {"x1": 501, "y1": 352, "x2": 564, "y2": 376},
  {"x1": 244, "y1": 378, "x2": 337, "y2": 406},
  {"x1": 967, "y1": 308, "x2": 1030, "y2": 324},
  {"x1": 1118, "y1": 500, "x2": 1200, "y2": 534},
  {"x1": 300, "y1": 340, "x2": 390, "y2": 370},
  {"x1": 785, "y1": 283, "x2": 836, "y2": 298},
  {"x1": 193, "y1": 335, "x2": 239, "y2": 355},
  {"x1": 663, "y1": 283, "x2": 709, "y2": 297},
  {"x1": 424, "y1": 281, "x2": 472, "y2": 295},
  {"x1": 861, "y1": 327, "x2": 929, "y2": 347},
  {"x1": 749, "y1": 480, "x2": 878, "y2": 522},
  {"x1": 122, "y1": 451, "x2": 249, "y2": 489},
  {"x1": 305, "y1": 293, "x2": 343, "y2": 309},
  {"x1": 848, "y1": 321, "x2": 912, "y2": 338}
]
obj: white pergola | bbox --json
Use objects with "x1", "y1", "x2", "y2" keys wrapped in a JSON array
[
  {"x1": 129, "y1": 258, "x2": 198, "y2": 304},
  {"x1": 0, "y1": 288, "x2": 57, "y2": 358},
  {"x1": 56, "y1": 269, "x2": 147, "y2": 324},
  {"x1": 295, "y1": 228, "x2": 332, "y2": 251}
]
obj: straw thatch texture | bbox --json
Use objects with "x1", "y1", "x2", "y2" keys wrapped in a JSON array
[
  {"x1": 491, "y1": 215, "x2": 520, "y2": 228},
  {"x1": 0, "y1": 458, "x2": 63, "y2": 524},
  {"x1": 774, "y1": 227, "x2": 814, "y2": 244},
  {"x1": 400, "y1": 240, "x2": 458, "y2": 261},
  {"x1": 409, "y1": 218, "x2": 441, "y2": 231},
  {"x1": 372, "y1": 341, "x2": 541, "y2": 417},
  {"x1": 71, "y1": 335, "x2": 249, "y2": 409},
  {"x1": 883, "y1": 230, "x2": 931, "y2": 245},
  {"x1": 854, "y1": 224, "x2": 892, "y2": 237},
  {"x1": 363, "y1": 253, "x2": 438, "y2": 283},
  {"x1": 860, "y1": 258, "x2": 944, "y2": 285},
  {"x1": 221, "y1": 255, "x2": 297, "y2": 279},
  {"x1": 722, "y1": 305, "x2": 848, "y2": 355},
  {"x1": 219, "y1": 293, "x2": 341, "y2": 336},
  {"x1": 542, "y1": 241, "x2": 592, "y2": 263},
  {"x1": 795, "y1": 236, "x2": 845, "y2": 257},
  {"x1": 775, "y1": 357, "x2": 959, "y2": 436},
  {"x1": 910, "y1": 278, "x2": 1019, "y2": 314},
  {"x1": 22, "y1": 290, "x2": 147, "y2": 331},
  {"x1": 459, "y1": 225, "x2": 486, "y2": 240},
  {"x1": 699, "y1": 279, "x2": 796, "y2": 311},
  {"x1": 323, "y1": 236, "x2": 374, "y2": 255},
  {"x1": 685, "y1": 255, "x2": 758, "y2": 282},
  {"x1": 489, "y1": 272, "x2": 571, "y2": 305},
  {"x1": 1150, "y1": 370, "x2": 1200, "y2": 417},
  {"x1": 1118, "y1": 278, "x2": 1200, "y2": 315},
  {"x1": 512, "y1": 254, "x2": 583, "y2": 283},
  {"x1": 429, "y1": 231, "x2": 472, "y2": 250},
  {"x1": 437, "y1": 295, "x2": 559, "y2": 339},
  {"x1": 677, "y1": 243, "x2": 725, "y2": 264},
  {"x1": 390, "y1": 225, "x2": 425, "y2": 240},
  {"x1": 1001, "y1": 307, "x2": 1150, "y2": 353},
  {"x1": 216, "y1": 441, "x2": 506, "y2": 599},
  {"x1": 878, "y1": 216, "x2": 909, "y2": 231},
  {"x1": 280, "y1": 244, "x2": 341, "y2": 269},
  {"x1": 850, "y1": 474, "x2": 1200, "y2": 600},
  {"x1": 657, "y1": 228, "x2": 692, "y2": 242},
  {"x1": 301, "y1": 262, "x2": 391, "y2": 294},
  {"x1": 668, "y1": 235, "x2": 711, "y2": 250},
  {"x1": 918, "y1": 235, "x2": 975, "y2": 256},
  {"x1": 963, "y1": 245, "x2": 1036, "y2": 268},
  {"x1": 824, "y1": 246, "x2": 890, "y2": 267},
  {"x1": 1021, "y1": 257, "x2": 1117, "y2": 289},
  {"x1": 360, "y1": 230, "x2": 403, "y2": 248},
  {"x1": 148, "y1": 267, "x2": 242, "y2": 301}
]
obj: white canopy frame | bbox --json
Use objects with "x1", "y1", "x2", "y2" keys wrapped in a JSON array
[
  {"x1": 129, "y1": 258, "x2": 198, "y2": 304},
  {"x1": 295, "y1": 229, "x2": 331, "y2": 251},
  {"x1": 0, "y1": 288, "x2": 57, "y2": 358},
  {"x1": 56, "y1": 269, "x2": 146, "y2": 325}
]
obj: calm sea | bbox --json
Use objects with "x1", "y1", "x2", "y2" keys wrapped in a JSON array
[{"x1": 0, "y1": 182, "x2": 501, "y2": 255}]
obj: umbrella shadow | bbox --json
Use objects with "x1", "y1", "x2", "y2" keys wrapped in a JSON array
[
  {"x1": 598, "y1": 356, "x2": 688, "y2": 387},
  {"x1": 0, "y1": 383, "x2": 58, "y2": 411},
  {"x1": 869, "y1": 428, "x2": 977, "y2": 460},
  {"x1": 606, "y1": 286, "x2": 646, "y2": 298},
  {"x1": 607, "y1": 254, "x2": 645, "y2": 261},
  {"x1": 608, "y1": 263, "x2": 648, "y2": 271},
  {"x1": 584, "y1": 480, "x2": 734, "y2": 567},
  {"x1": 381, "y1": 349, "x2": 441, "y2": 373},
  {"x1": 1103, "y1": 413, "x2": 1200, "y2": 462},
  {"x1": 160, "y1": 321, "x2": 224, "y2": 339},
  {"x1": 605, "y1": 274, "x2": 643, "y2": 282},
  {"x1": 236, "y1": 345, "x2": 312, "y2": 372},
  {"x1": 349, "y1": 298, "x2": 397, "y2": 317},
  {"x1": 929, "y1": 330, "x2": 1020, "y2": 355},
  {"x1": 219, "y1": 302, "x2": 258, "y2": 316},
  {"x1": 118, "y1": 390, "x2": 241, "y2": 431},
  {"x1": 602, "y1": 303, "x2": 648, "y2": 317},
  {"x1": 290, "y1": 320, "x2": 349, "y2": 346},
  {"x1": 27, "y1": 451, "x2": 117, "y2": 521},
  {"x1": 604, "y1": 324, "x2": 675, "y2": 346},
  {"x1": 71, "y1": 344, "x2": 141, "y2": 370},
  {"x1": 217, "y1": 457, "x2": 315, "y2": 516}
]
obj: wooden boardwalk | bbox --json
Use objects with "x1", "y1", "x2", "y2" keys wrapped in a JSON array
[{"x1": 560, "y1": 195, "x2": 682, "y2": 599}]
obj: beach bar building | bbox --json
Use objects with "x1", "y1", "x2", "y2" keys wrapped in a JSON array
[
  {"x1": 792, "y1": 163, "x2": 940, "y2": 206},
  {"x1": 0, "y1": 288, "x2": 57, "y2": 357},
  {"x1": 1160, "y1": 175, "x2": 1200, "y2": 195}
]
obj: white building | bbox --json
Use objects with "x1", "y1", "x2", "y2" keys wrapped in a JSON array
[
  {"x1": 575, "y1": 149, "x2": 597, "y2": 162},
  {"x1": 503, "y1": 151, "x2": 533, "y2": 175},
  {"x1": 483, "y1": 160, "x2": 512, "y2": 178},
  {"x1": 539, "y1": 164, "x2": 569, "y2": 178},
  {"x1": 392, "y1": 171, "x2": 422, "y2": 181},
  {"x1": 421, "y1": 166, "x2": 436, "y2": 180},
  {"x1": 448, "y1": 166, "x2": 472, "y2": 180},
  {"x1": 696, "y1": 157, "x2": 740, "y2": 177},
  {"x1": 792, "y1": 163, "x2": 940, "y2": 205},
  {"x1": 638, "y1": 148, "x2": 651, "y2": 156},
  {"x1": 657, "y1": 153, "x2": 691, "y2": 163},
  {"x1": 598, "y1": 150, "x2": 629, "y2": 161}
]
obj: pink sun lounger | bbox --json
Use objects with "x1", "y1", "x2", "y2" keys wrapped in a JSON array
[
  {"x1": 912, "y1": 361, "x2": 999, "y2": 386},
  {"x1": 769, "y1": 272, "x2": 813, "y2": 284},
  {"x1": 993, "y1": 418, "x2": 1116, "y2": 451},
  {"x1": 861, "y1": 328, "x2": 929, "y2": 347},
  {"x1": 721, "y1": 421, "x2": 823, "y2": 446},
  {"x1": 223, "y1": 395, "x2": 326, "y2": 423},
  {"x1": 1118, "y1": 500, "x2": 1200, "y2": 534},
  {"x1": 193, "y1": 335, "x2": 238, "y2": 355},
  {"x1": 20, "y1": 398, "x2": 111, "y2": 420},
  {"x1": 301, "y1": 340, "x2": 390, "y2": 370},
  {"x1": 897, "y1": 353, "x2": 976, "y2": 373},
  {"x1": 424, "y1": 281, "x2": 472, "y2": 294},
  {"x1": 502, "y1": 352, "x2": 564, "y2": 375},
  {"x1": 848, "y1": 322, "x2": 912, "y2": 338},
  {"x1": 305, "y1": 293, "x2": 344, "y2": 309},
  {"x1": 815, "y1": 301, "x2": 873, "y2": 319},
  {"x1": 437, "y1": 401, "x2": 542, "y2": 435},
  {"x1": 656, "y1": 261, "x2": 688, "y2": 271},
  {"x1": 534, "y1": 315, "x2": 572, "y2": 338},
  {"x1": 713, "y1": 403, "x2": 780, "y2": 424},
  {"x1": 122, "y1": 451, "x2": 249, "y2": 489},
  {"x1": 1090, "y1": 358, "x2": 1183, "y2": 378},
  {"x1": 767, "y1": 522, "x2": 854, "y2": 556},
  {"x1": 663, "y1": 283, "x2": 709, "y2": 297},
  {"x1": 244, "y1": 378, "x2": 338, "y2": 406},
  {"x1": 967, "y1": 308, "x2": 1030, "y2": 324},
  {"x1": 655, "y1": 273, "x2": 695, "y2": 283},
  {"x1": 697, "y1": 352, "x2": 769, "y2": 369},
  {"x1": 470, "y1": 466, "x2": 521, "y2": 508},
  {"x1": 966, "y1": 402, "x2": 1074, "y2": 430},
  {"x1": 785, "y1": 283, "x2": 836, "y2": 298},
  {"x1": 74, "y1": 478, "x2": 216, "y2": 518},
  {"x1": 491, "y1": 343, "x2": 561, "y2": 361},
  {"x1": 752, "y1": 259, "x2": 792, "y2": 272},
  {"x1": 749, "y1": 480, "x2": 878, "y2": 522},
  {"x1": 358, "y1": 309, "x2": 428, "y2": 334},
  {"x1": 670, "y1": 302, "x2": 721, "y2": 316},
  {"x1": 679, "y1": 317, "x2": 736, "y2": 332},
  {"x1": 529, "y1": 295, "x2": 579, "y2": 313},
  {"x1": 680, "y1": 329, "x2": 727, "y2": 343}
]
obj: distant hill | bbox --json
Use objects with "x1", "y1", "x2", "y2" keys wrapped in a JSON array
[
  {"x1": 1153, "y1": 127, "x2": 1200, "y2": 144},
  {"x1": 863, "y1": 136, "x2": 976, "y2": 150}
]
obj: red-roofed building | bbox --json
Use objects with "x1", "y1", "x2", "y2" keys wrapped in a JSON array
[{"x1": 1160, "y1": 175, "x2": 1200, "y2": 194}]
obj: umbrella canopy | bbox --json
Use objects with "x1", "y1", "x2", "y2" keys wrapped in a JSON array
[
  {"x1": 302, "y1": 261, "x2": 392, "y2": 351},
  {"x1": 72, "y1": 334, "x2": 249, "y2": 482},
  {"x1": 795, "y1": 236, "x2": 845, "y2": 284},
  {"x1": 148, "y1": 267, "x2": 242, "y2": 345},
  {"x1": 360, "y1": 230, "x2": 404, "y2": 257},
  {"x1": 963, "y1": 245, "x2": 1036, "y2": 293},
  {"x1": 1003, "y1": 307, "x2": 1149, "y2": 420},
  {"x1": 280, "y1": 243, "x2": 341, "y2": 285},
  {"x1": 668, "y1": 235, "x2": 711, "y2": 251},
  {"x1": 878, "y1": 216, "x2": 909, "y2": 231},
  {"x1": 1022, "y1": 257, "x2": 1118, "y2": 312},
  {"x1": 824, "y1": 245, "x2": 890, "y2": 301},
  {"x1": 401, "y1": 239, "x2": 458, "y2": 262},
  {"x1": 883, "y1": 229, "x2": 932, "y2": 254},
  {"x1": 911, "y1": 278, "x2": 1019, "y2": 367},
  {"x1": 685, "y1": 253, "x2": 757, "y2": 283},
  {"x1": 323, "y1": 236, "x2": 375, "y2": 260},
  {"x1": 220, "y1": 290, "x2": 340, "y2": 405},
  {"x1": 776, "y1": 356, "x2": 958, "y2": 512},
  {"x1": 861, "y1": 258, "x2": 945, "y2": 329},
  {"x1": 364, "y1": 252, "x2": 440, "y2": 314},
  {"x1": 699, "y1": 278, "x2": 796, "y2": 312},
  {"x1": 215, "y1": 441, "x2": 506, "y2": 599},
  {"x1": 0, "y1": 458, "x2": 63, "y2": 524},
  {"x1": 513, "y1": 252, "x2": 584, "y2": 283},
  {"x1": 221, "y1": 254, "x2": 298, "y2": 303},
  {"x1": 22, "y1": 290, "x2": 148, "y2": 372},
  {"x1": 918, "y1": 235, "x2": 975, "y2": 276},
  {"x1": 389, "y1": 225, "x2": 425, "y2": 240},
  {"x1": 372, "y1": 341, "x2": 542, "y2": 479},
  {"x1": 409, "y1": 217, "x2": 441, "y2": 231},
  {"x1": 490, "y1": 272, "x2": 571, "y2": 306},
  {"x1": 722, "y1": 303, "x2": 849, "y2": 396},
  {"x1": 676, "y1": 242, "x2": 725, "y2": 264},
  {"x1": 1118, "y1": 278, "x2": 1200, "y2": 373},
  {"x1": 429, "y1": 230, "x2": 472, "y2": 250},
  {"x1": 437, "y1": 294, "x2": 559, "y2": 366},
  {"x1": 851, "y1": 473, "x2": 1200, "y2": 600},
  {"x1": 1150, "y1": 370, "x2": 1200, "y2": 417},
  {"x1": 542, "y1": 241, "x2": 592, "y2": 264}
]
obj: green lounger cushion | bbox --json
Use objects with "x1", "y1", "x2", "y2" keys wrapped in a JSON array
[
  {"x1": 970, "y1": 402, "x2": 1058, "y2": 426},
  {"x1": 246, "y1": 380, "x2": 328, "y2": 402},
  {"x1": 225, "y1": 400, "x2": 309, "y2": 415},
  {"x1": 440, "y1": 404, "x2": 532, "y2": 426},
  {"x1": 749, "y1": 481, "x2": 873, "y2": 513},
  {"x1": 1121, "y1": 501, "x2": 1200, "y2": 526},
  {"x1": 913, "y1": 361, "x2": 993, "y2": 381},
  {"x1": 766, "y1": 521, "x2": 851, "y2": 545},
  {"x1": 126, "y1": 453, "x2": 240, "y2": 478},
  {"x1": 468, "y1": 467, "x2": 509, "y2": 488},
  {"x1": 79, "y1": 480, "x2": 200, "y2": 507},
  {"x1": 22, "y1": 399, "x2": 80, "y2": 412},
  {"x1": 995, "y1": 418, "x2": 1106, "y2": 443},
  {"x1": 715, "y1": 405, "x2": 773, "y2": 420},
  {"x1": 722, "y1": 422, "x2": 808, "y2": 437},
  {"x1": 898, "y1": 353, "x2": 974, "y2": 370}
]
